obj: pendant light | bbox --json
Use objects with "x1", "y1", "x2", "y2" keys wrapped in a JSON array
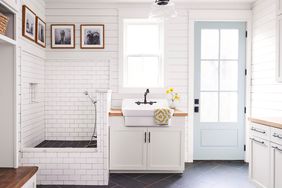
[{"x1": 149, "y1": 0, "x2": 178, "y2": 19}]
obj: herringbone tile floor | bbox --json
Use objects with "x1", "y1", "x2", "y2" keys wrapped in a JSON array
[{"x1": 38, "y1": 161, "x2": 257, "y2": 188}]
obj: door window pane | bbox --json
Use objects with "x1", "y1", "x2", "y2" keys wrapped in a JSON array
[
  {"x1": 201, "y1": 61, "x2": 218, "y2": 91},
  {"x1": 220, "y1": 61, "x2": 238, "y2": 91},
  {"x1": 220, "y1": 29, "x2": 239, "y2": 59},
  {"x1": 201, "y1": 29, "x2": 219, "y2": 59},
  {"x1": 200, "y1": 92, "x2": 218, "y2": 122},
  {"x1": 219, "y1": 92, "x2": 238, "y2": 122}
]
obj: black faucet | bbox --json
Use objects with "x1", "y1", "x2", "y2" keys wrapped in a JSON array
[
  {"x1": 135, "y1": 89, "x2": 157, "y2": 105},
  {"x1": 144, "y1": 89, "x2": 149, "y2": 104}
]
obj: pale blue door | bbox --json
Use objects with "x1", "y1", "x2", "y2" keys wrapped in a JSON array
[{"x1": 194, "y1": 22, "x2": 246, "y2": 160}]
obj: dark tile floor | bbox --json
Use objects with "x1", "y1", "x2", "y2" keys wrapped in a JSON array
[
  {"x1": 35, "y1": 140, "x2": 97, "y2": 148},
  {"x1": 38, "y1": 161, "x2": 257, "y2": 188}
]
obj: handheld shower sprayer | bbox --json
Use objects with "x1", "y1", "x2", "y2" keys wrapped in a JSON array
[
  {"x1": 83, "y1": 91, "x2": 98, "y2": 147},
  {"x1": 84, "y1": 91, "x2": 97, "y2": 104}
]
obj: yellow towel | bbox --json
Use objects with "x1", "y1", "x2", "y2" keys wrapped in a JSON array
[{"x1": 154, "y1": 108, "x2": 172, "y2": 125}]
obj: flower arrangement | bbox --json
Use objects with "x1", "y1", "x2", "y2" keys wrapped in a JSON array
[{"x1": 166, "y1": 87, "x2": 180, "y2": 109}]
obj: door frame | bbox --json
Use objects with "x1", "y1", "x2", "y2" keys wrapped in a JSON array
[{"x1": 187, "y1": 10, "x2": 252, "y2": 162}]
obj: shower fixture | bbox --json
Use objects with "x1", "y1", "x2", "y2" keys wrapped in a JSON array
[
  {"x1": 83, "y1": 91, "x2": 97, "y2": 147},
  {"x1": 84, "y1": 91, "x2": 97, "y2": 104}
]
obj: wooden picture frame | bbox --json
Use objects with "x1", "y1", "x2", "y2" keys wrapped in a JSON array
[
  {"x1": 35, "y1": 17, "x2": 46, "y2": 48},
  {"x1": 51, "y1": 24, "x2": 75, "y2": 49},
  {"x1": 22, "y1": 5, "x2": 36, "y2": 42},
  {"x1": 80, "y1": 24, "x2": 105, "y2": 49}
]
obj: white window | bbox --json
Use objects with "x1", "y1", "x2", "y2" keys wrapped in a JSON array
[{"x1": 122, "y1": 19, "x2": 164, "y2": 89}]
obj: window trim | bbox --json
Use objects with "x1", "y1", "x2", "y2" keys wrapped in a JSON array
[{"x1": 119, "y1": 18, "x2": 165, "y2": 93}]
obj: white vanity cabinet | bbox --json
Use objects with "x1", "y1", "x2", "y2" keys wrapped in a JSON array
[
  {"x1": 109, "y1": 116, "x2": 185, "y2": 172},
  {"x1": 110, "y1": 127, "x2": 147, "y2": 170},
  {"x1": 249, "y1": 136, "x2": 271, "y2": 188},
  {"x1": 249, "y1": 121, "x2": 282, "y2": 188},
  {"x1": 147, "y1": 127, "x2": 184, "y2": 171},
  {"x1": 271, "y1": 143, "x2": 282, "y2": 188}
]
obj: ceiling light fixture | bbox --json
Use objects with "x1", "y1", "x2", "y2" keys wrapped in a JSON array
[{"x1": 149, "y1": 0, "x2": 178, "y2": 20}]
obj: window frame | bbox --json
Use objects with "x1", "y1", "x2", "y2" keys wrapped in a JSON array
[{"x1": 120, "y1": 18, "x2": 165, "y2": 93}]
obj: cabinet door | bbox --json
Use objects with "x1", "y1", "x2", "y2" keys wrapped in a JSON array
[
  {"x1": 110, "y1": 127, "x2": 147, "y2": 170},
  {"x1": 271, "y1": 144, "x2": 282, "y2": 188},
  {"x1": 0, "y1": 46, "x2": 15, "y2": 168},
  {"x1": 147, "y1": 127, "x2": 184, "y2": 171},
  {"x1": 249, "y1": 137, "x2": 271, "y2": 188}
]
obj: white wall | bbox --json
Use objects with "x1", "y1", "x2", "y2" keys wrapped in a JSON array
[
  {"x1": 251, "y1": 0, "x2": 282, "y2": 117},
  {"x1": 43, "y1": 0, "x2": 251, "y2": 160},
  {"x1": 19, "y1": 0, "x2": 46, "y2": 147}
]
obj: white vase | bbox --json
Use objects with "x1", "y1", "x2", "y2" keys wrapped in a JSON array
[{"x1": 169, "y1": 101, "x2": 176, "y2": 109}]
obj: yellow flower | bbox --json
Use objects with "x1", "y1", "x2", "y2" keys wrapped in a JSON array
[
  {"x1": 174, "y1": 94, "x2": 180, "y2": 101},
  {"x1": 166, "y1": 89, "x2": 171, "y2": 94},
  {"x1": 169, "y1": 87, "x2": 174, "y2": 92}
]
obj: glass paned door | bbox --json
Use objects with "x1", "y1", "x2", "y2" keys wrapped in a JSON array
[{"x1": 194, "y1": 22, "x2": 246, "y2": 160}]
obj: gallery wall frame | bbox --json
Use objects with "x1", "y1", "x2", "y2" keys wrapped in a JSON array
[
  {"x1": 22, "y1": 5, "x2": 36, "y2": 42},
  {"x1": 36, "y1": 16, "x2": 46, "y2": 48},
  {"x1": 80, "y1": 24, "x2": 105, "y2": 49},
  {"x1": 51, "y1": 24, "x2": 75, "y2": 49}
]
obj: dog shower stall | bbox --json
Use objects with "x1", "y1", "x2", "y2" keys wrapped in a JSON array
[{"x1": 18, "y1": 53, "x2": 112, "y2": 185}]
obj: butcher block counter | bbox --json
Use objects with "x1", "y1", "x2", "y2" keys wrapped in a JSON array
[
  {"x1": 109, "y1": 109, "x2": 188, "y2": 117},
  {"x1": 249, "y1": 117, "x2": 282, "y2": 129},
  {"x1": 0, "y1": 166, "x2": 38, "y2": 188}
]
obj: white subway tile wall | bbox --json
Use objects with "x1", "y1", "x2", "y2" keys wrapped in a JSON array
[
  {"x1": 44, "y1": 60, "x2": 110, "y2": 140},
  {"x1": 21, "y1": 91, "x2": 111, "y2": 185}
]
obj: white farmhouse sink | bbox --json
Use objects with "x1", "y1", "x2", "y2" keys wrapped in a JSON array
[{"x1": 122, "y1": 99, "x2": 173, "y2": 126}]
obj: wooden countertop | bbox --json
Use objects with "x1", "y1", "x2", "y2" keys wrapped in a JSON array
[
  {"x1": 249, "y1": 117, "x2": 282, "y2": 129},
  {"x1": 109, "y1": 109, "x2": 188, "y2": 117},
  {"x1": 0, "y1": 166, "x2": 38, "y2": 188}
]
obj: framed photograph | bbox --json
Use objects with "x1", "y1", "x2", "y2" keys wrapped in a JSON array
[
  {"x1": 51, "y1": 24, "x2": 75, "y2": 49},
  {"x1": 36, "y1": 17, "x2": 46, "y2": 48},
  {"x1": 22, "y1": 5, "x2": 36, "y2": 41},
  {"x1": 80, "y1": 24, "x2": 104, "y2": 49}
]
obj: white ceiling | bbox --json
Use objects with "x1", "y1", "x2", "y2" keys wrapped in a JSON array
[{"x1": 84, "y1": 0, "x2": 256, "y2": 3}]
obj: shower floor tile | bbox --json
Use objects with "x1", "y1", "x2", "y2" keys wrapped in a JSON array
[{"x1": 35, "y1": 140, "x2": 97, "y2": 148}]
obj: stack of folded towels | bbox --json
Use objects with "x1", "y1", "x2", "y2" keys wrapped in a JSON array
[{"x1": 154, "y1": 108, "x2": 173, "y2": 125}]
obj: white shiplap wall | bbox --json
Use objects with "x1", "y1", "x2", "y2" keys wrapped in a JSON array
[
  {"x1": 19, "y1": 0, "x2": 46, "y2": 148},
  {"x1": 251, "y1": 0, "x2": 282, "y2": 117},
  {"x1": 44, "y1": 0, "x2": 252, "y2": 157},
  {"x1": 44, "y1": 2, "x2": 188, "y2": 141}
]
